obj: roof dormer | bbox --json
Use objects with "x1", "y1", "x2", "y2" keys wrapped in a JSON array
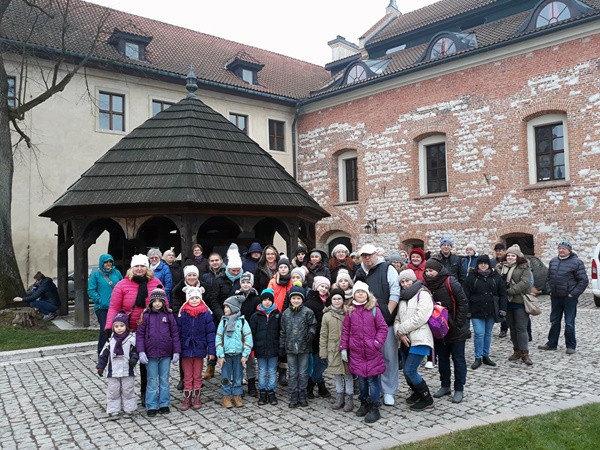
[
  {"x1": 517, "y1": 0, "x2": 595, "y2": 34},
  {"x1": 225, "y1": 50, "x2": 264, "y2": 86},
  {"x1": 418, "y1": 32, "x2": 477, "y2": 63},
  {"x1": 108, "y1": 28, "x2": 152, "y2": 61}
]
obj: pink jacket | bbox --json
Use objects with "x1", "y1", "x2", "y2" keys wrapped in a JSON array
[
  {"x1": 340, "y1": 297, "x2": 388, "y2": 378},
  {"x1": 106, "y1": 276, "x2": 162, "y2": 331}
]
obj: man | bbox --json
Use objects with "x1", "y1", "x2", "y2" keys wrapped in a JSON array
[
  {"x1": 201, "y1": 251, "x2": 226, "y2": 379},
  {"x1": 435, "y1": 236, "x2": 466, "y2": 284},
  {"x1": 538, "y1": 240, "x2": 588, "y2": 354},
  {"x1": 354, "y1": 244, "x2": 400, "y2": 406},
  {"x1": 490, "y1": 243, "x2": 508, "y2": 337},
  {"x1": 13, "y1": 271, "x2": 61, "y2": 320},
  {"x1": 242, "y1": 242, "x2": 262, "y2": 275}
]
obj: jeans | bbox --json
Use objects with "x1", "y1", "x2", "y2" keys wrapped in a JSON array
[
  {"x1": 471, "y1": 317, "x2": 495, "y2": 358},
  {"x1": 547, "y1": 296, "x2": 578, "y2": 350},
  {"x1": 435, "y1": 340, "x2": 466, "y2": 392},
  {"x1": 29, "y1": 300, "x2": 58, "y2": 316},
  {"x1": 95, "y1": 309, "x2": 108, "y2": 355},
  {"x1": 401, "y1": 351, "x2": 425, "y2": 387},
  {"x1": 380, "y1": 326, "x2": 399, "y2": 395},
  {"x1": 507, "y1": 307, "x2": 529, "y2": 351},
  {"x1": 310, "y1": 352, "x2": 326, "y2": 383},
  {"x1": 334, "y1": 374, "x2": 354, "y2": 395},
  {"x1": 257, "y1": 357, "x2": 278, "y2": 391},
  {"x1": 287, "y1": 353, "x2": 310, "y2": 397},
  {"x1": 146, "y1": 357, "x2": 171, "y2": 410},
  {"x1": 220, "y1": 354, "x2": 244, "y2": 396},
  {"x1": 358, "y1": 376, "x2": 380, "y2": 406}
]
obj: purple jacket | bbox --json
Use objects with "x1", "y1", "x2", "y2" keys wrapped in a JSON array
[
  {"x1": 340, "y1": 298, "x2": 387, "y2": 378},
  {"x1": 136, "y1": 309, "x2": 181, "y2": 358}
]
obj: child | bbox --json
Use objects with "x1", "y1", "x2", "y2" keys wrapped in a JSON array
[
  {"x1": 279, "y1": 285, "x2": 317, "y2": 408},
  {"x1": 216, "y1": 295, "x2": 253, "y2": 408},
  {"x1": 267, "y1": 256, "x2": 293, "y2": 312},
  {"x1": 97, "y1": 310, "x2": 139, "y2": 420},
  {"x1": 290, "y1": 267, "x2": 307, "y2": 290},
  {"x1": 332, "y1": 269, "x2": 354, "y2": 304},
  {"x1": 136, "y1": 287, "x2": 181, "y2": 417},
  {"x1": 340, "y1": 281, "x2": 388, "y2": 424},
  {"x1": 236, "y1": 271, "x2": 261, "y2": 397},
  {"x1": 320, "y1": 288, "x2": 353, "y2": 412},
  {"x1": 249, "y1": 289, "x2": 282, "y2": 405},
  {"x1": 177, "y1": 286, "x2": 216, "y2": 411}
]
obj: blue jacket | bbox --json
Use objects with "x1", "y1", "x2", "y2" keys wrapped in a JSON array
[
  {"x1": 461, "y1": 255, "x2": 478, "y2": 278},
  {"x1": 136, "y1": 309, "x2": 181, "y2": 358},
  {"x1": 215, "y1": 315, "x2": 253, "y2": 358},
  {"x1": 88, "y1": 254, "x2": 123, "y2": 312},
  {"x1": 547, "y1": 252, "x2": 588, "y2": 298},
  {"x1": 22, "y1": 277, "x2": 60, "y2": 307},
  {"x1": 152, "y1": 260, "x2": 173, "y2": 301},
  {"x1": 177, "y1": 309, "x2": 216, "y2": 359}
]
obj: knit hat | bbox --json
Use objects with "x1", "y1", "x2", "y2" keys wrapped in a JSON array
[
  {"x1": 309, "y1": 249, "x2": 324, "y2": 260},
  {"x1": 131, "y1": 254, "x2": 149, "y2": 268},
  {"x1": 506, "y1": 244, "x2": 524, "y2": 258},
  {"x1": 398, "y1": 269, "x2": 417, "y2": 282},
  {"x1": 558, "y1": 240, "x2": 572, "y2": 252},
  {"x1": 183, "y1": 265, "x2": 199, "y2": 277},
  {"x1": 247, "y1": 242, "x2": 263, "y2": 254},
  {"x1": 425, "y1": 257, "x2": 444, "y2": 273},
  {"x1": 185, "y1": 286, "x2": 204, "y2": 301},
  {"x1": 331, "y1": 244, "x2": 349, "y2": 257},
  {"x1": 240, "y1": 271, "x2": 255, "y2": 286},
  {"x1": 288, "y1": 285, "x2": 306, "y2": 301},
  {"x1": 291, "y1": 267, "x2": 306, "y2": 281},
  {"x1": 336, "y1": 269, "x2": 354, "y2": 287},
  {"x1": 150, "y1": 286, "x2": 167, "y2": 303},
  {"x1": 440, "y1": 236, "x2": 453, "y2": 247},
  {"x1": 112, "y1": 310, "x2": 130, "y2": 330},
  {"x1": 465, "y1": 242, "x2": 477, "y2": 253},
  {"x1": 226, "y1": 243, "x2": 243, "y2": 269},
  {"x1": 224, "y1": 295, "x2": 244, "y2": 314},
  {"x1": 359, "y1": 244, "x2": 377, "y2": 255},
  {"x1": 493, "y1": 243, "x2": 506, "y2": 250},
  {"x1": 278, "y1": 256, "x2": 291, "y2": 270},
  {"x1": 313, "y1": 276, "x2": 331, "y2": 291},
  {"x1": 409, "y1": 248, "x2": 426, "y2": 261},
  {"x1": 388, "y1": 251, "x2": 403, "y2": 262},
  {"x1": 260, "y1": 288, "x2": 275, "y2": 303},
  {"x1": 296, "y1": 246, "x2": 307, "y2": 255},
  {"x1": 476, "y1": 255, "x2": 491, "y2": 266},
  {"x1": 163, "y1": 249, "x2": 175, "y2": 259},
  {"x1": 352, "y1": 281, "x2": 370, "y2": 297},
  {"x1": 330, "y1": 288, "x2": 346, "y2": 301}
]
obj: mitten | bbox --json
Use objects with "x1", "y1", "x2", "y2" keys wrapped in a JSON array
[
  {"x1": 498, "y1": 310, "x2": 507, "y2": 317},
  {"x1": 139, "y1": 352, "x2": 148, "y2": 365},
  {"x1": 129, "y1": 358, "x2": 137, "y2": 369},
  {"x1": 172, "y1": 353, "x2": 180, "y2": 364},
  {"x1": 341, "y1": 349, "x2": 348, "y2": 362},
  {"x1": 320, "y1": 357, "x2": 328, "y2": 366},
  {"x1": 97, "y1": 369, "x2": 104, "y2": 377}
]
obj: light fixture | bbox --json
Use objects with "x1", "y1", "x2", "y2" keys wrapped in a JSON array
[{"x1": 364, "y1": 219, "x2": 378, "y2": 234}]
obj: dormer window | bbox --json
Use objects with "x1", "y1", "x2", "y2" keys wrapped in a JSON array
[
  {"x1": 242, "y1": 69, "x2": 254, "y2": 84},
  {"x1": 124, "y1": 42, "x2": 140, "y2": 60},
  {"x1": 517, "y1": 0, "x2": 593, "y2": 33},
  {"x1": 418, "y1": 32, "x2": 477, "y2": 63},
  {"x1": 536, "y1": 2, "x2": 571, "y2": 26},
  {"x1": 226, "y1": 51, "x2": 264, "y2": 86},
  {"x1": 346, "y1": 64, "x2": 367, "y2": 84},
  {"x1": 108, "y1": 29, "x2": 152, "y2": 61},
  {"x1": 431, "y1": 37, "x2": 457, "y2": 59}
]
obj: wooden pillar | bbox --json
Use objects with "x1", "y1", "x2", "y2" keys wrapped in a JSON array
[
  {"x1": 73, "y1": 222, "x2": 90, "y2": 327},
  {"x1": 180, "y1": 217, "x2": 193, "y2": 260},
  {"x1": 287, "y1": 220, "x2": 299, "y2": 257},
  {"x1": 56, "y1": 224, "x2": 69, "y2": 316}
]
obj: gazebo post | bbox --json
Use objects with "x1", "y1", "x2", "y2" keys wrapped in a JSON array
[
  {"x1": 73, "y1": 225, "x2": 90, "y2": 328},
  {"x1": 56, "y1": 224, "x2": 69, "y2": 316}
]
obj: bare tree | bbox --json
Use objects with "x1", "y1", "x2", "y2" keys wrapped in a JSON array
[{"x1": 0, "y1": 0, "x2": 109, "y2": 306}]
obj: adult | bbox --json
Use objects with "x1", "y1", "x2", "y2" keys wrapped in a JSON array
[
  {"x1": 242, "y1": 242, "x2": 263, "y2": 275},
  {"x1": 106, "y1": 254, "x2": 162, "y2": 403},
  {"x1": 435, "y1": 236, "x2": 466, "y2": 284},
  {"x1": 329, "y1": 244, "x2": 355, "y2": 281},
  {"x1": 88, "y1": 254, "x2": 123, "y2": 354},
  {"x1": 292, "y1": 246, "x2": 307, "y2": 268},
  {"x1": 208, "y1": 244, "x2": 244, "y2": 323},
  {"x1": 496, "y1": 245, "x2": 533, "y2": 365},
  {"x1": 538, "y1": 240, "x2": 588, "y2": 355},
  {"x1": 147, "y1": 248, "x2": 173, "y2": 301},
  {"x1": 423, "y1": 257, "x2": 469, "y2": 404},
  {"x1": 388, "y1": 252, "x2": 407, "y2": 274},
  {"x1": 460, "y1": 242, "x2": 479, "y2": 276},
  {"x1": 354, "y1": 244, "x2": 400, "y2": 406},
  {"x1": 162, "y1": 250, "x2": 183, "y2": 289},
  {"x1": 184, "y1": 244, "x2": 210, "y2": 279},
  {"x1": 490, "y1": 243, "x2": 509, "y2": 337},
  {"x1": 463, "y1": 255, "x2": 507, "y2": 369},
  {"x1": 254, "y1": 245, "x2": 279, "y2": 294},
  {"x1": 306, "y1": 248, "x2": 331, "y2": 288},
  {"x1": 407, "y1": 248, "x2": 427, "y2": 281},
  {"x1": 399, "y1": 250, "x2": 409, "y2": 264},
  {"x1": 13, "y1": 271, "x2": 61, "y2": 321}
]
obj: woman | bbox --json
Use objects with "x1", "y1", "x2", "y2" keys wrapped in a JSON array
[
  {"x1": 423, "y1": 257, "x2": 470, "y2": 404},
  {"x1": 394, "y1": 269, "x2": 434, "y2": 411},
  {"x1": 328, "y1": 244, "x2": 355, "y2": 281},
  {"x1": 306, "y1": 248, "x2": 331, "y2": 288},
  {"x1": 292, "y1": 246, "x2": 307, "y2": 268},
  {"x1": 184, "y1": 244, "x2": 210, "y2": 279},
  {"x1": 106, "y1": 254, "x2": 162, "y2": 403},
  {"x1": 388, "y1": 252, "x2": 407, "y2": 274},
  {"x1": 461, "y1": 243, "x2": 479, "y2": 278},
  {"x1": 463, "y1": 255, "x2": 507, "y2": 369},
  {"x1": 163, "y1": 250, "x2": 184, "y2": 289},
  {"x1": 147, "y1": 248, "x2": 173, "y2": 301},
  {"x1": 407, "y1": 248, "x2": 427, "y2": 281},
  {"x1": 254, "y1": 245, "x2": 279, "y2": 294},
  {"x1": 495, "y1": 244, "x2": 533, "y2": 365},
  {"x1": 87, "y1": 254, "x2": 123, "y2": 354}
]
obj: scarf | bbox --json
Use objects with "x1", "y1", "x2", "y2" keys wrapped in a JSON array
[
  {"x1": 194, "y1": 255, "x2": 204, "y2": 264},
  {"x1": 150, "y1": 262, "x2": 159, "y2": 270},
  {"x1": 226, "y1": 269, "x2": 243, "y2": 283},
  {"x1": 276, "y1": 272, "x2": 291, "y2": 286},
  {"x1": 181, "y1": 301, "x2": 207, "y2": 318},
  {"x1": 131, "y1": 275, "x2": 149, "y2": 308},
  {"x1": 319, "y1": 294, "x2": 328, "y2": 304},
  {"x1": 224, "y1": 313, "x2": 241, "y2": 337},
  {"x1": 307, "y1": 261, "x2": 322, "y2": 272},
  {"x1": 423, "y1": 272, "x2": 446, "y2": 292},
  {"x1": 330, "y1": 306, "x2": 345, "y2": 316},
  {"x1": 477, "y1": 268, "x2": 492, "y2": 278},
  {"x1": 408, "y1": 261, "x2": 422, "y2": 270},
  {"x1": 352, "y1": 299, "x2": 367, "y2": 307},
  {"x1": 400, "y1": 281, "x2": 423, "y2": 300},
  {"x1": 258, "y1": 303, "x2": 276, "y2": 315},
  {"x1": 112, "y1": 330, "x2": 130, "y2": 356}
]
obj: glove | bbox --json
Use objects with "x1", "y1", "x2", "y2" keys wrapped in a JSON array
[
  {"x1": 278, "y1": 347, "x2": 286, "y2": 357},
  {"x1": 172, "y1": 353, "x2": 180, "y2": 364},
  {"x1": 139, "y1": 352, "x2": 148, "y2": 365},
  {"x1": 129, "y1": 358, "x2": 137, "y2": 369},
  {"x1": 97, "y1": 369, "x2": 104, "y2": 377},
  {"x1": 305, "y1": 332, "x2": 314, "y2": 345},
  {"x1": 320, "y1": 357, "x2": 328, "y2": 366},
  {"x1": 498, "y1": 310, "x2": 507, "y2": 317},
  {"x1": 105, "y1": 330, "x2": 112, "y2": 340},
  {"x1": 341, "y1": 349, "x2": 348, "y2": 362}
]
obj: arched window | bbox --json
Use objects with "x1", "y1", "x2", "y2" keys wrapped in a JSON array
[
  {"x1": 536, "y1": 1, "x2": 571, "y2": 27},
  {"x1": 430, "y1": 36, "x2": 457, "y2": 59},
  {"x1": 346, "y1": 64, "x2": 367, "y2": 84}
]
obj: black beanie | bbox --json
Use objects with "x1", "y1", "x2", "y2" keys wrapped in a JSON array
[{"x1": 425, "y1": 257, "x2": 444, "y2": 273}]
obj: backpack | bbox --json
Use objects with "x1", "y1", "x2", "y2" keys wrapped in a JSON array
[{"x1": 428, "y1": 302, "x2": 450, "y2": 339}]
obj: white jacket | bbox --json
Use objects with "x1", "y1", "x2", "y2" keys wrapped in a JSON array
[{"x1": 394, "y1": 287, "x2": 434, "y2": 349}]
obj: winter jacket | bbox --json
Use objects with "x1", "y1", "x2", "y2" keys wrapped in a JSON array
[
  {"x1": 238, "y1": 289, "x2": 262, "y2": 323},
  {"x1": 461, "y1": 255, "x2": 479, "y2": 279},
  {"x1": 254, "y1": 245, "x2": 279, "y2": 294},
  {"x1": 355, "y1": 258, "x2": 401, "y2": 326},
  {"x1": 435, "y1": 252, "x2": 466, "y2": 284},
  {"x1": 215, "y1": 315, "x2": 253, "y2": 358},
  {"x1": 329, "y1": 259, "x2": 356, "y2": 283},
  {"x1": 22, "y1": 277, "x2": 61, "y2": 307},
  {"x1": 267, "y1": 275, "x2": 293, "y2": 311},
  {"x1": 106, "y1": 276, "x2": 162, "y2": 332},
  {"x1": 88, "y1": 254, "x2": 123, "y2": 312},
  {"x1": 166, "y1": 260, "x2": 184, "y2": 290},
  {"x1": 304, "y1": 289, "x2": 330, "y2": 354},
  {"x1": 340, "y1": 298, "x2": 388, "y2": 378},
  {"x1": 547, "y1": 252, "x2": 588, "y2": 298},
  {"x1": 184, "y1": 256, "x2": 210, "y2": 279},
  {"x1": 464, "y1": 269, "x2": 508, "y2": 321},
  {"x1": 250, "y1": 308, "x2": 282, "y2": 359},
  {"x1": 151, "y1": 260, "x2": 173, "y2": 300},
  {"x1": 207, "y1": 272, "x2": 239, "y2": 322},
  {"x1": 136, "y1": 309, "x2": 181, "y2": 358},
  {"x1": 97, "y1": 332, "x2": 138, "y2": 378},
  {"x1": 394, "y1": 286, "x2": 434, "y2": 350},
  {"x1": 496, "y1": 262, "x2": 531, "y2": 305},
  {"x1": 242, "y1": 254, "x2": 261, "y2": 275},
  {"x1": 177, "y1": 309, "x2": 216, "y2": 359},
  {"x1": 280, "y1": 305, "x2": 317, "y2": 354},
  {"x1": 407, "y1": 262, "x2": 425, "y2": 281},
  {"x1": 306, "y1": 262, "x2": 332, "y2": 289},
  {"x1": 170, "y1": 279, "x2": 203, "y2": 315},
  {"x1": 319, "y1": 307, "x2": 349, "y2": 375}
]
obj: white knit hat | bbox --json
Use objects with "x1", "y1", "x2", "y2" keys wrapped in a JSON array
[
  {"x1": 352, "y1": 281, "x2": 370, "y2": 297},
  {"x1": 131, "y1": 254, "x2": 149, "y2": 268},
  {"x1": 184, "y1": 285, "x2": 204, "y2": 300},
  {"x1": 183, "y1": 265, "x2": 199, "y2": 277},
  {"x1": 226, "y1": 243, "x2": 243, "y2": 269}
]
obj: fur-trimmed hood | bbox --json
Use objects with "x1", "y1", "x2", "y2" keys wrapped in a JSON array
[{"x1": 346, "y1": 296, "x2": 377, "y2": 314}]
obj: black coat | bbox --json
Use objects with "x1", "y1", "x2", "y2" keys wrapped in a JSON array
[
  {"x1": 249, "y1": 308, "x2": 281, "y2": 359},
  {"x1": 303, "y1": 289, "x2": 330, "y2": 354},
  {"x1": 463, "y1": 269, "x2": 508, "y2": 321},
  {"x1": 208, "y1": 273, "x2": 240, "y2": 322},
  {"x1": 167, "y1": 261, "x2": 184, "y2": 295}
]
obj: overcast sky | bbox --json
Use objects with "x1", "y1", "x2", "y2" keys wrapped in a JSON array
[{"x1": 87, "y1": 0, "x2": 439, "y2": 65}]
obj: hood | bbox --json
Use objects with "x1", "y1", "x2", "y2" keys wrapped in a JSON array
[
  {"x1": 346, "y1": 295, "x2": 377, "y2": 313},
  {"x1": 99, "y1": 254, "x2": 114, "y2": 273},
  {"x1": 247, "y1": 242, "x2": 263, "y2": 254}
]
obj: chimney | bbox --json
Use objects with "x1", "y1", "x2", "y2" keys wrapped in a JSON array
[{"x1": 327, "y1": 35, "x2": 360, "y2": 62}]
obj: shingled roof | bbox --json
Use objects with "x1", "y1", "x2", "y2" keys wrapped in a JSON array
[{"x1": 41, "y1": 92, "x2": 329, "y2": 221}]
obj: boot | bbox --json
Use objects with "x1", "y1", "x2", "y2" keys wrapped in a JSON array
[
  {"x1": 355, "y1": 398, "x2": 371, "y2": 417},
  {"x1": 364, "y1": 402, "x2": 380, "y2": 424},
  {"x1": 317, "y1": 381, "x2": 331, "y2": 398},
  {"x1": 278, "y1": 368, "x2": 288, "y2": 386},
  {"x1": 521, "y1": 350, "x2": 533, "y2": 365},
  {"x1": 258, "y1": 390, "x2": 268, "y2": 406},
  {"x1": 222, "y1": 396, "x2": 233, "y2": 408},
  {"x1": 343, "y1": 394, "x2": 354, "y2": 412},
  {"x1": 192, "y1": 389, "x2": 202, "y2": 410},
  {"x1": 177, "y1": 379, "x2": 184, "y2": 391},
  {"x1": 203, "y1": 362, "x2": 215, "y2": 380},
  {"x1": 405, "y1": 381, "x2": 419, "y2": 404},
  {"x1": 233, "y1": 395, "x2": 244, "y2": 407},
  {"x1": 331, "y1": 392, "x2": 345, "y2": 410},
  {"x1": 247, "y1": 378, "x2": 258, "y2": 397},
  {"x1": 471, "y1": 358, "x2": 482, "y2": 370},
  {"x1": 307, "y1": 380, "x2": 316, "y2": 399},
  {"x1": 288, "y1": 391, "x2": 299, "y2": 408},
  {"x1": 410, "y1": 381, "x2": 434, "y2": 411},
  {"x1": 268, "y1": 390, "x2": 278, "y2": 405},
  {"x1": 298, "y1": 389, "x2": 309, "y2": 407},
  {"x1": 508, "y1": 349, "x2": 521, "y2": 361},
  {"x1": 180, "y1": 390, "x2": 193, "y2": 411}
]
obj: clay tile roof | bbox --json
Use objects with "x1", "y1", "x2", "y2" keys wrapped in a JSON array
[
  {"x1": 114, "y1": 20, "x2": 151, "y2": 38},
  {"x1": 225, "y1": 50, "x2": 264, "y2": 68},
  {"x1": 359, "y1": 12, "x2": 396, "y2": 40}
]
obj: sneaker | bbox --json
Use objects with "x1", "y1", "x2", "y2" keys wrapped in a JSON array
[
  {"x1": 383, "y1": 394, "x2": 395, "y2": 406},
  {"x1": 537, "y1": 344, "x2": 557, "y2": 351},
  {"x1": 471, "y1": 358, "x2": 482, "y2": 370},
  {"x1": 147, "y1": 409, "x2": 157, "y2": 417},
  {"x1": 123, "y1": 412, "x2": 133, "y2": 418},
  {"x1": 43, "y1": 312, "x2": 58, "y2": 321},
  {"x1": 424, "y1": 361, "x2": 435, "y2": 369},
  {"x1": 159, "y1": 406, "x2": 170, "y2": 414},
  {"x1": 108, "y1": 413, "x2": 120, "y2": 421},
  {"x1": 566, "y1": 348, "x2": 576, "y2": 355}
]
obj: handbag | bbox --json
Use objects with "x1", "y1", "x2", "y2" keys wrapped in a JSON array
[{"x1": 522, "y1": 293, "x2": 541, "y2": 316}]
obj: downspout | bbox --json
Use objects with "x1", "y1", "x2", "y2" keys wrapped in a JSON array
[{"x1": 291, "y1": 102, "x2": 301, "y2": 179}]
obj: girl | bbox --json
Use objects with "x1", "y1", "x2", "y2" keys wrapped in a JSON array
[
  {"x1": 136, "y1": 287, "x2": 181, "y2": 417},
  {"x1": 305, "y1": 249, "x2": 331, "y2": 289},
  {"x1": 328, "y1": 244, "x2": 355, "y2": 281},
  {"x1": 332, "y1": 269, "x2": 354, "y2": 304},
  {"x1": 319, "y1": 288, "x2": 353, "y2": 412},
  {"x1": 340, "y1": 281, "x2": 388, "y2": 424},
  {"x1": 177, "y1": 286, "x2": 216, "y2": 410},
  {"x1": 267, "y1": 256, "x2": 293, "y2": 312}
]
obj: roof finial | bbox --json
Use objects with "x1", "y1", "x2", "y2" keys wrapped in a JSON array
[
  {"x1": 387, "y1": 0, "x2": 399, "y2": 14},
  {"x1": 186, "y1": 65, "x2": 198, "y2": 98}
]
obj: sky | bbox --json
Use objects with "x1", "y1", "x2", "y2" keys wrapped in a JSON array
[{"x1": 87, "y1": 0, "x2": 440, "y2": 65}]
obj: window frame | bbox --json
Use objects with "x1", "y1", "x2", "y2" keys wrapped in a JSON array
[
  {"x1": 527, "y1": 113, "x2": 569, "y2": 184},
  {"x1": 338, "y1": 150, "x2": 359, "y2": 203},
  {"x1": 268, "y1": 119, "x2": 285, "y2": 152},
  {"x1": 229, "y1": 112, "x2": 249, "y2": 135},
  {"x1": 97, "y1": 91, "x2": 126, "y2": 133},
  {"x1": 418, "y1": 135, "x2": 448, "y2": 195},
  {"x1": 151, "y1": 99, "x2": 174, "y2": 116},
  {"x1": 7, "y1": 76, "x2": 16, "y2": 108}
]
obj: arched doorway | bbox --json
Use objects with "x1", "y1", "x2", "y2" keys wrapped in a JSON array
[
  {"x1": 504, "y1": 233, "x2": 534, "y2": 255},
  {"x1": 196, "y1": 216, "x2": 242, "y2": 257},
  {"x1": 402, "y1": 238, "x2": 425, "y2": 251},
  {"x1": 327, "y1": 233, "x2": 353, "y2": 256},
  {"x1": 136, "y1": 216, "x2": 181, "y2": 258}
]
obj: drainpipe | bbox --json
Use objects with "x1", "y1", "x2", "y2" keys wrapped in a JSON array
[{"x1": 291, "y1": 103, "x2": 301, "y2": 179}]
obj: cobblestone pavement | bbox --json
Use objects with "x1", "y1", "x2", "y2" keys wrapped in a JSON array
[{"x1": 1, "y1": 292, "x2": 599, "y2": 450}]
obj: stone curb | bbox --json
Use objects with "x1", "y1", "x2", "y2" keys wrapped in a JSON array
[{"x1": 0, "y1": 341, "x2": 96, "y2": 363}]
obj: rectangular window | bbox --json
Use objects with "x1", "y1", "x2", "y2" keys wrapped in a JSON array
[
  {"x1": 152, "y1": 100, "x2": 173, "y2": 116},
  {"x1": 7, "y1": 76, "x2": 16, "y2": 108},
  {"x1": 344, "y1": 157, "x2": 358, "y2": 202},
  {"x1": 242, "y1": 69, "x2": 254, "y2": 84},
  {"x1": 426, "y1": 143, "x2": 447, "y2": 194},
  {"x1": 229, "y1": 113, "x2": 248, "y2": 134},
  {"x1": 99, "y1": 92, "x2": 125, "y2": 131},
  {"x1": 124, "y1": 42, "x2": 140, "y2": 60},
  {"x1": 535, "y1": 123, "x2": 565, "y2": 181},
  {"x1": 268, "y1": 119, "x2": 285, "y2": 151}
]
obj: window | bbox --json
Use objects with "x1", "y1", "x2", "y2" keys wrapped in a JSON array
[
  {"x1": 430, "y1": 37, "x2": 457, "y2": 59},
  {"x1": 346, "y1": 64, "x2": 367, "y2": 84},
  {"x1": 268, "y1": 119, "x2": 285, "y2": 151},
  {"x1": 108, "y1": 31, "x2": 151, "y2": 61},
  {"x1": 124, "y1": 42, "x2": 141, "y2": 60},
  {"x1": 242, "y1": 69, "x2": 254, "y2": 85},
  {"x1": 536, "y1": 2, "x2": 571, "y2": 27},
  {"x1": 338, "y1": 150, "x2": 358, "y2": 203},
  {"x1": 99, "y1": 92, "x2": 125, "y2": 132},
  {"x1": 229, "y1": 113, "x2": 248, "y2": 134},
  {"x1": 418, "y1": 135, "x2": 447, "y2": 195},
  {"x1": 7, "y1": 76, "x2": 16, "y2": 108},
  {"x1": 518, "y1": 0, "x2": 592, "y2": 33},
  {"x1": 152, "y1": 100, "x2": 173, "y2": 116},
  {"x1": 527, "y1": 114, "x2": 569, "y2": 183}
]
